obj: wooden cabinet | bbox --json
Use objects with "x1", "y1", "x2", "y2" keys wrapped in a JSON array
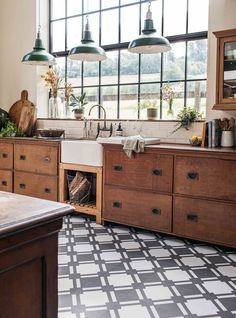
[
  {"x1": 0, "y1": 138, "x2": 60, "y2": 201},
  {"x1": 103, "y1": 144, "x2": 236, "y2": 247},
  {"x1": 213, "y1": 28, "x2": 236, "y2": 110}
]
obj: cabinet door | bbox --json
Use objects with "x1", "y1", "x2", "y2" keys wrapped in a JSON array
[
  {"x1": 104, "y1": 186, "x2": 172, "y2": 232},
  {"x1": 175, "y1": 156, "x2": 236, "y2": 201},
  {"x1": 173, "y1": 196, "x2": 236, "y2": 247},
  {"x1": 0, "y1": 143, "x2": 13, "y2": 170},
  {"x1": 104, "y1": 150, "x2": 173, "y2": 193},
  {"x1": 14, "y1": 171, "x2": 58, "y2": 201},
  {"x1": 14, "y1": 144, "x2": 58, "y2": 175},
  {"x1": 0, "y1": 170, "x2": 13, "y2": 192}
]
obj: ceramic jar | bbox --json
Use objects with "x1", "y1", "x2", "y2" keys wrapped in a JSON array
[{"x1": 221, "y1": 130, "x2": 234, "y2": 147}]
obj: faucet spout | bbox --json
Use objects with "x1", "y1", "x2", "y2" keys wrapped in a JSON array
[{"x1": 88, "y1": 104, "x2": 107, "y2": 130}]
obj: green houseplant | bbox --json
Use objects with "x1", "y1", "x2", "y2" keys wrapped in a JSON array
[
  {"x1": 170, "y1": 107, "x2": 202, "y2": 134},
  {"x1": 70, "y1": 92, "x2": 88, "y2": 120}
]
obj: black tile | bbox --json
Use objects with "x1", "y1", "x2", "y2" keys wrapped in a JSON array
[
  {"x1": 126, "y1": 251, "x2": 146, "y2": 259},
  {"x1": 219, "y1": 297, "x2": 236, "y2": 311},
  {"x1": 192, "y1": 268, "x2": 216, "y2": 279},
  {"x1": 175, "y1": 283, "x2": 201, "y2": 296},
  {"x1": 114, "y1": 289, "x2": 139, "y2": 302},
  {"x1": 58, "y1": 294, "x2": 72, "y2": 308},
  {"x1": 105, "y1": 262, "x2": 126, "y2": 272},
  {"x1": 138, "y1": 272, "x2": 161, "y2": 283},
  {"x1": 155, "y1": 303, "x2": 183, "y2": 318},
  {"x1": 80, "y1": 277, "x2": 101, "y2": 288},
  {"x1": 157, "y1": 259, "x2": 179, "y2": 268},
  {"x1": 59, "y1": 266, "x2": 70, "y2": 276}
]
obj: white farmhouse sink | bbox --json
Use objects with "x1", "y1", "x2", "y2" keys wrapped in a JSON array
[
  {"x1": 61, "y1": 140, "x2": 103, "y2": 167},
  {"x1": 96, "y1": 136, "x2": 160, "y2": 145}
]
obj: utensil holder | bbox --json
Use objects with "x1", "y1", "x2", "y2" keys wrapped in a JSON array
[{"x1": 221, "y1": 131, "x2": 234, "y2": 147}]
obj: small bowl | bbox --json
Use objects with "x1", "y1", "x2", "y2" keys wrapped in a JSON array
[
  {"x1": 189, "y1": 139, "x2": 201, "y2": 147},
  {"x1": 37, "y1": 129, "x2": 65, "y2": 138}
]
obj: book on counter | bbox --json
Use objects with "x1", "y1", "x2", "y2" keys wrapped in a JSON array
[{"x1": 201, "y1": 119, "x2": 222, "y2": 148}]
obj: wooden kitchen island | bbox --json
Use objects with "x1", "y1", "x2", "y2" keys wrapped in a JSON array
[{"x1": 0, "y1": 191, "x2": 73, "y2": 318}]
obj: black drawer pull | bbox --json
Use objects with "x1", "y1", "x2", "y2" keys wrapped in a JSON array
[
  {"x1": 1, "y1": 180, "x2": 7, "y2": 186},
  {"x1": 44, "y1": 188, "x2": 51, "y2": 193},
  {"x1": 152, "y1": 208, "x2": 161, "y2": 215},
  {"x1": 113, "y1": 165, "x2": 123, "y2": 171},
  {"x1": 187, "y1": 214, "x2": 198, "y2": 222},
  {"x1": 153, "y1": 169, "x2": 162, "y2": 176},
  {"x1": 2, "y1": 153, "x2": 8, "y2": 158},
  {"x1": 113, "y1": 201, "x2": 122, "y2": 208},
  {"x1": 19, "y1": 183, "x2": 26, "y2": 189},
  {"x1": 20, "y1": 155, "x2": 26, "y2": 161},
  {"x1": 187, "y1": 172, "x2": 199, "y2": 180}
]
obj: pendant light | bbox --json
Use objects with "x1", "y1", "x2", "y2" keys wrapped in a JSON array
[
  {"x1": 69, "y1": 16, "x2": 106, "y2": 62},
  {"x1": 22, "y1": 0, "x2": 56, "y2": 66},
  {"x1": 128, "y1": 1, "x2": 171, "y2": 54}
]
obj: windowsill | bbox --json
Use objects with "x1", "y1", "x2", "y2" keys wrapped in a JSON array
[{"x1": 37, "y1": 118, "x2": 205, "y2": 123}]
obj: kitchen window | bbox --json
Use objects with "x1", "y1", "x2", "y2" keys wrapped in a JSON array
[{"x1": 49, "y1": 0, "x2": 208, "y2": 119}]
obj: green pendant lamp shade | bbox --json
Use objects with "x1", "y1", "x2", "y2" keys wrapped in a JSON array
[
  {"x1": 22, "y1": 29, "x2": 56, "y2": 66},
  {"x1": 128, "y1": 1, "x2": 171, "y2": 54},
  {"x1": 69, "y1": 17, "x2": 106, "y2": 62}
]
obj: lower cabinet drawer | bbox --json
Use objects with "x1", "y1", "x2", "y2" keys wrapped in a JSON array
[
  {"x1": 0, "y1": 170, "x2": 13, "y2": 192},
  {"x1": 104, "y1": 186, "x2": 172, "y2": 232},
  {"x1": 14, "y1": 172, "x2": 58, "y2": 201},
  {"x1": 173, "y1": 196, "x2": 236, "y2": 247}
]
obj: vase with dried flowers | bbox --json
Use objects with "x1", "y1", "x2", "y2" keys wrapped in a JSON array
[
  {"x1": 161, "y1": 83, "x2": 180, "y2": 117},
  {"x1": 65, "y1": 83, "x2": 74, "y2": 117},
  {"x1": 41, "y1": 68, "x2": 64, "y2": 118}
]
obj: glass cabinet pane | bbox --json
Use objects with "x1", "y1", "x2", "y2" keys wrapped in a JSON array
[{"x1": 224, "y1": 41, "x2": 236, "y2": 99}]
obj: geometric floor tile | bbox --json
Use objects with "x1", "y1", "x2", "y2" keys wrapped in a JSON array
[{"x1": 58, "y1": 215, "x2": 236, "y2": 318}]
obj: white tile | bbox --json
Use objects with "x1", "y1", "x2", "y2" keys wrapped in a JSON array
[
  {"x1": 164, "y1": 269, "x2": 191, "y2": 282},
  {"x1": 217, "y1": 266, "x2": 236, "y2": 278},
  {"x1": 186, "y1": 299, "x2": 219, "y2": 316},
  {"x1": 120, "y1": 241, "x2": 141, "y2": 249},
  {"x1": 58, "y1": 278, "x2": 73, "y2": 291},
  {"x1": 130, "y1": 260, "x2": 154, "y2": 271},
  {"x1": 149, "y1": 248, "x2": 171, "y2": 258},
  {"x1": 100, "y1": 251, "x2": 122, "y2": 261},
  {"x1": 112, "y1": 227, "x2": 130, "y2": 234},
  {"x1": 72, "y1": 229, "x2": 89, "y2": 236},
  {"x1": 136, "y1": 233, "x2": 156, "y2": 240},
  {"x1": 228, "y1": 254, "x2": 236, "y2": 262},
  {"x1": 59, "y1": 237, "x2": 69, "y2": 244},
  {"x1": 58, "y1": 312, "x2": 76, "y2": 318},
  {"x1": 108, "y1": 273, "x2": 134, "y2": 287},
  {"x1": 144, "y1": 286, "x2": 173, "y2": 301},
  {"x1": 58, "y1": 254, "x2": 71, "y2": 265},
  {"x1": 164, "y1": 238, "x2": 185, "y2": 247},
  {"x1": 119, "y1": 305, "x2": 151, "y2": 318},
  {"x1": 194, "y1": 246, "x2": 217, "y2": 254},
  {"x1": 74, "y1": 244, "x2": 94, "y2": 252},
  {"x1": 180, "y1": 257, "x2": 205, "y2": 267},
  {"x1": 96, "y1": 235, "x2": 114, "y2": 242},
  {"x1": 76, "y1": 263, "x2": 100, "y2": 275},
  {"x1": 80, "y1": 290, "x2": 109, "y2": 307},
  {"x1": 203, "y1": 281, "x2": 233, "y2": 295}
]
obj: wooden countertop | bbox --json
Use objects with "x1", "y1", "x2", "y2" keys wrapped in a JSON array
[
  {"x1": 146, "y1": 143, "x2": 236, "y2": 153},
  {"x1": 0, "y1": 192, "x2": 73, "y2": 237}
]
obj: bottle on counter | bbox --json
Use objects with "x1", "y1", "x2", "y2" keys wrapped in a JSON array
[{"x1": 116, "y1": 123, "x2": 123, "y2": 136}]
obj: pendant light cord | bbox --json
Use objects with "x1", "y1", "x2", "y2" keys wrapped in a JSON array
[{"x1": 38, "y1": 0, "x2": 41, "y2": 35}]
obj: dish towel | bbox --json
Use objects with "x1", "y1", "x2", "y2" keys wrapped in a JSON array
[{"x1": 122, "y1": 135, "x2": 145, "y2": 158}]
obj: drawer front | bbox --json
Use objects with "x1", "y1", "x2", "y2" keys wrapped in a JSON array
[
  {"x1": 0, "y1": 170, "x2": 13, "y2": 192},
  {"x1": 104, "y1": 150, "x2": 173, "y2": 193},
  {"x1": 175, "y1": 156, "x2": 236, "y2": 201},
  {"x1": 14, "y1": 172, "x2": 58, "y2": 201},
  {"x1": 104, "y1": 186, "x2": 172, "y2": 232},
  {"x1": 173, "y1": 196, "x2": 236, "y2": 247},
  {"x1": 0, "y1": 143, "x2": 13, "y2": 170},
  {"x1": 14, "y1": 144, "x2": 58, "y2": 175}
]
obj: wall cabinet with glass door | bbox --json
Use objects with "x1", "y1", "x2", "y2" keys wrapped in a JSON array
[{"x1": 213, "y1": 29, "x2": 236, "y2": 110}]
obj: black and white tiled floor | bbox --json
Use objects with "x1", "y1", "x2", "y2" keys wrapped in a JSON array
[{"x1": 58, "y1": 215, "x2": 236, "y2": 318}]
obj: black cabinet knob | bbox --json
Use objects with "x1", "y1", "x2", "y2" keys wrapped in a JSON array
[
  {"x1": 113, "y1": 165, "x2": 123, "y2": 171},
  {"x1": 20, "y1": 155, "x2": 26, "y2": 161},
  {"x1": 1, "y1": 180, "x2": 7, "y2": 186},
  {"x1": 44, "y1": 188, "x2": 51, "y2": 193},
  {"x1": 152, "y1": 208, "x2": 161, "y2": 215},
  {"x1": 187, "y1": 213, "x2": 198, "y2": 222},
  {"x1": 187, "y1": 172, "x2": 199, "y2": 180},
  {"x1": 152, "y1": 169, "x2": 162, "y2": 176},
  {"x1": 2, "y1": 153, "x2": 8, "y2": 158},
  {"x1": 113, "y1": 201, "x2": 122, "y2": 208},
  {"x1": 19, "y1": 183, "x2": 26, "y2": 189}
]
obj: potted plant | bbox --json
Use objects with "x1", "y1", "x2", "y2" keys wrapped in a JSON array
[
  {"x1": 170, "y1": 107, "x2": 202, "y2": 134},
  {"x1": 140, "y1": 100, "x2": 158, "y2": 120},
  {"x1": 70, "y1": 92, "x2": 88, "y2": 120}
]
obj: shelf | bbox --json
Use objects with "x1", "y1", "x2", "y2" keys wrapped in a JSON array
[
  {"x1": 212, "y1": 103, "x2": 236, "y2": 110},
  {"x1": 65, "y1": 200, "x2": 99, "y2": 215}
]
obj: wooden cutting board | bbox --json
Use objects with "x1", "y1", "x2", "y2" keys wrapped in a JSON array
[{"x1": 9, "y1": 90, "x2": 36, "y2": 136}]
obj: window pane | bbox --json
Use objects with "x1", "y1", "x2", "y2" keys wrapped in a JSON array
[
  {"x1": 67, "y1": 88, "x2": 82, "y2": 119},
  {"x1": 187, "y1": 39, "x2": 207, "y2": 80},
  {"x1": 140, "y1": 84, "x2": 160, "y2": 120},
  {"x1": 121, "y1": 0, "x2": 138, "y2": 4},
  {"x1": 142, "y1": 1, "x2": 162, "y2": 36},
  {"x1": 101, "y1": 9, "x2": 119, "y2": 45},
  {"x1": 67, "y1": 0, "x2": 82, "y2": 16},
  {"x1": 55, "y1": 57, "x2": 66, "y2": 85},
  {"x1": 102, "y1": 0, "x2": 119, "y2": 9},
  {"x1": 101, "y1": 51, "x2": 119, "y2": 85},
  {"x1": 51, "y1": 0, "x2": 65, "y2": 19},
  {"x1": 163, "y1": 42, "x2": 185, "y2": 81},
  {"x1": 187, "y1": 81, "x2": 206, "y2": 117},
  {"x1": 188, "y1": 0, "x2": 208, "y2": 33},
  {"x1": 83, "y1": 61, "x2": 99, "y2": 86},
  {"x1": 120, "y1": 50, "x2": 139, "y2": 84},
  {"x1": 83, "y1": 87, "x2": 99, "y2": 118},
  {"x1": 51, "y1": 20, "x2": 65, "y2": 52},
  {"x1": 85, "y1": 0, "x2": 100, "y2": 13},
  {"x1": 86, "y1": 13, "x2": 100, "y2": 44},
  {"x1": 67, "y1": 59, "x2": 82, "y2": 86},
  {"x1": 164, "y1": 0, "x2": 187, "y2": 36},
  {"x1": 121, "y1": 5, "x2": 139, "y2": 42},
  {"x1": 120, "y1": 85, "x2": 138, "y2": 119},
  {"x1": 162, "y1": 82, "x2": 184, "y2": 119},
  {"x1": 140, "y1": 54, "x2": 161, "y2": 82},
  {"x1": 67, "y1": 17, "x2": 82, "y2": 50},
  {"x1": 101, "y1": 86, "x2": 118, "y2": 119}
]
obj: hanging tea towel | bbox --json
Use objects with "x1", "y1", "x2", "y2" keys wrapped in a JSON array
[{"x1": 122, "y1": 135, "x2": 145, "y2": 158}]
